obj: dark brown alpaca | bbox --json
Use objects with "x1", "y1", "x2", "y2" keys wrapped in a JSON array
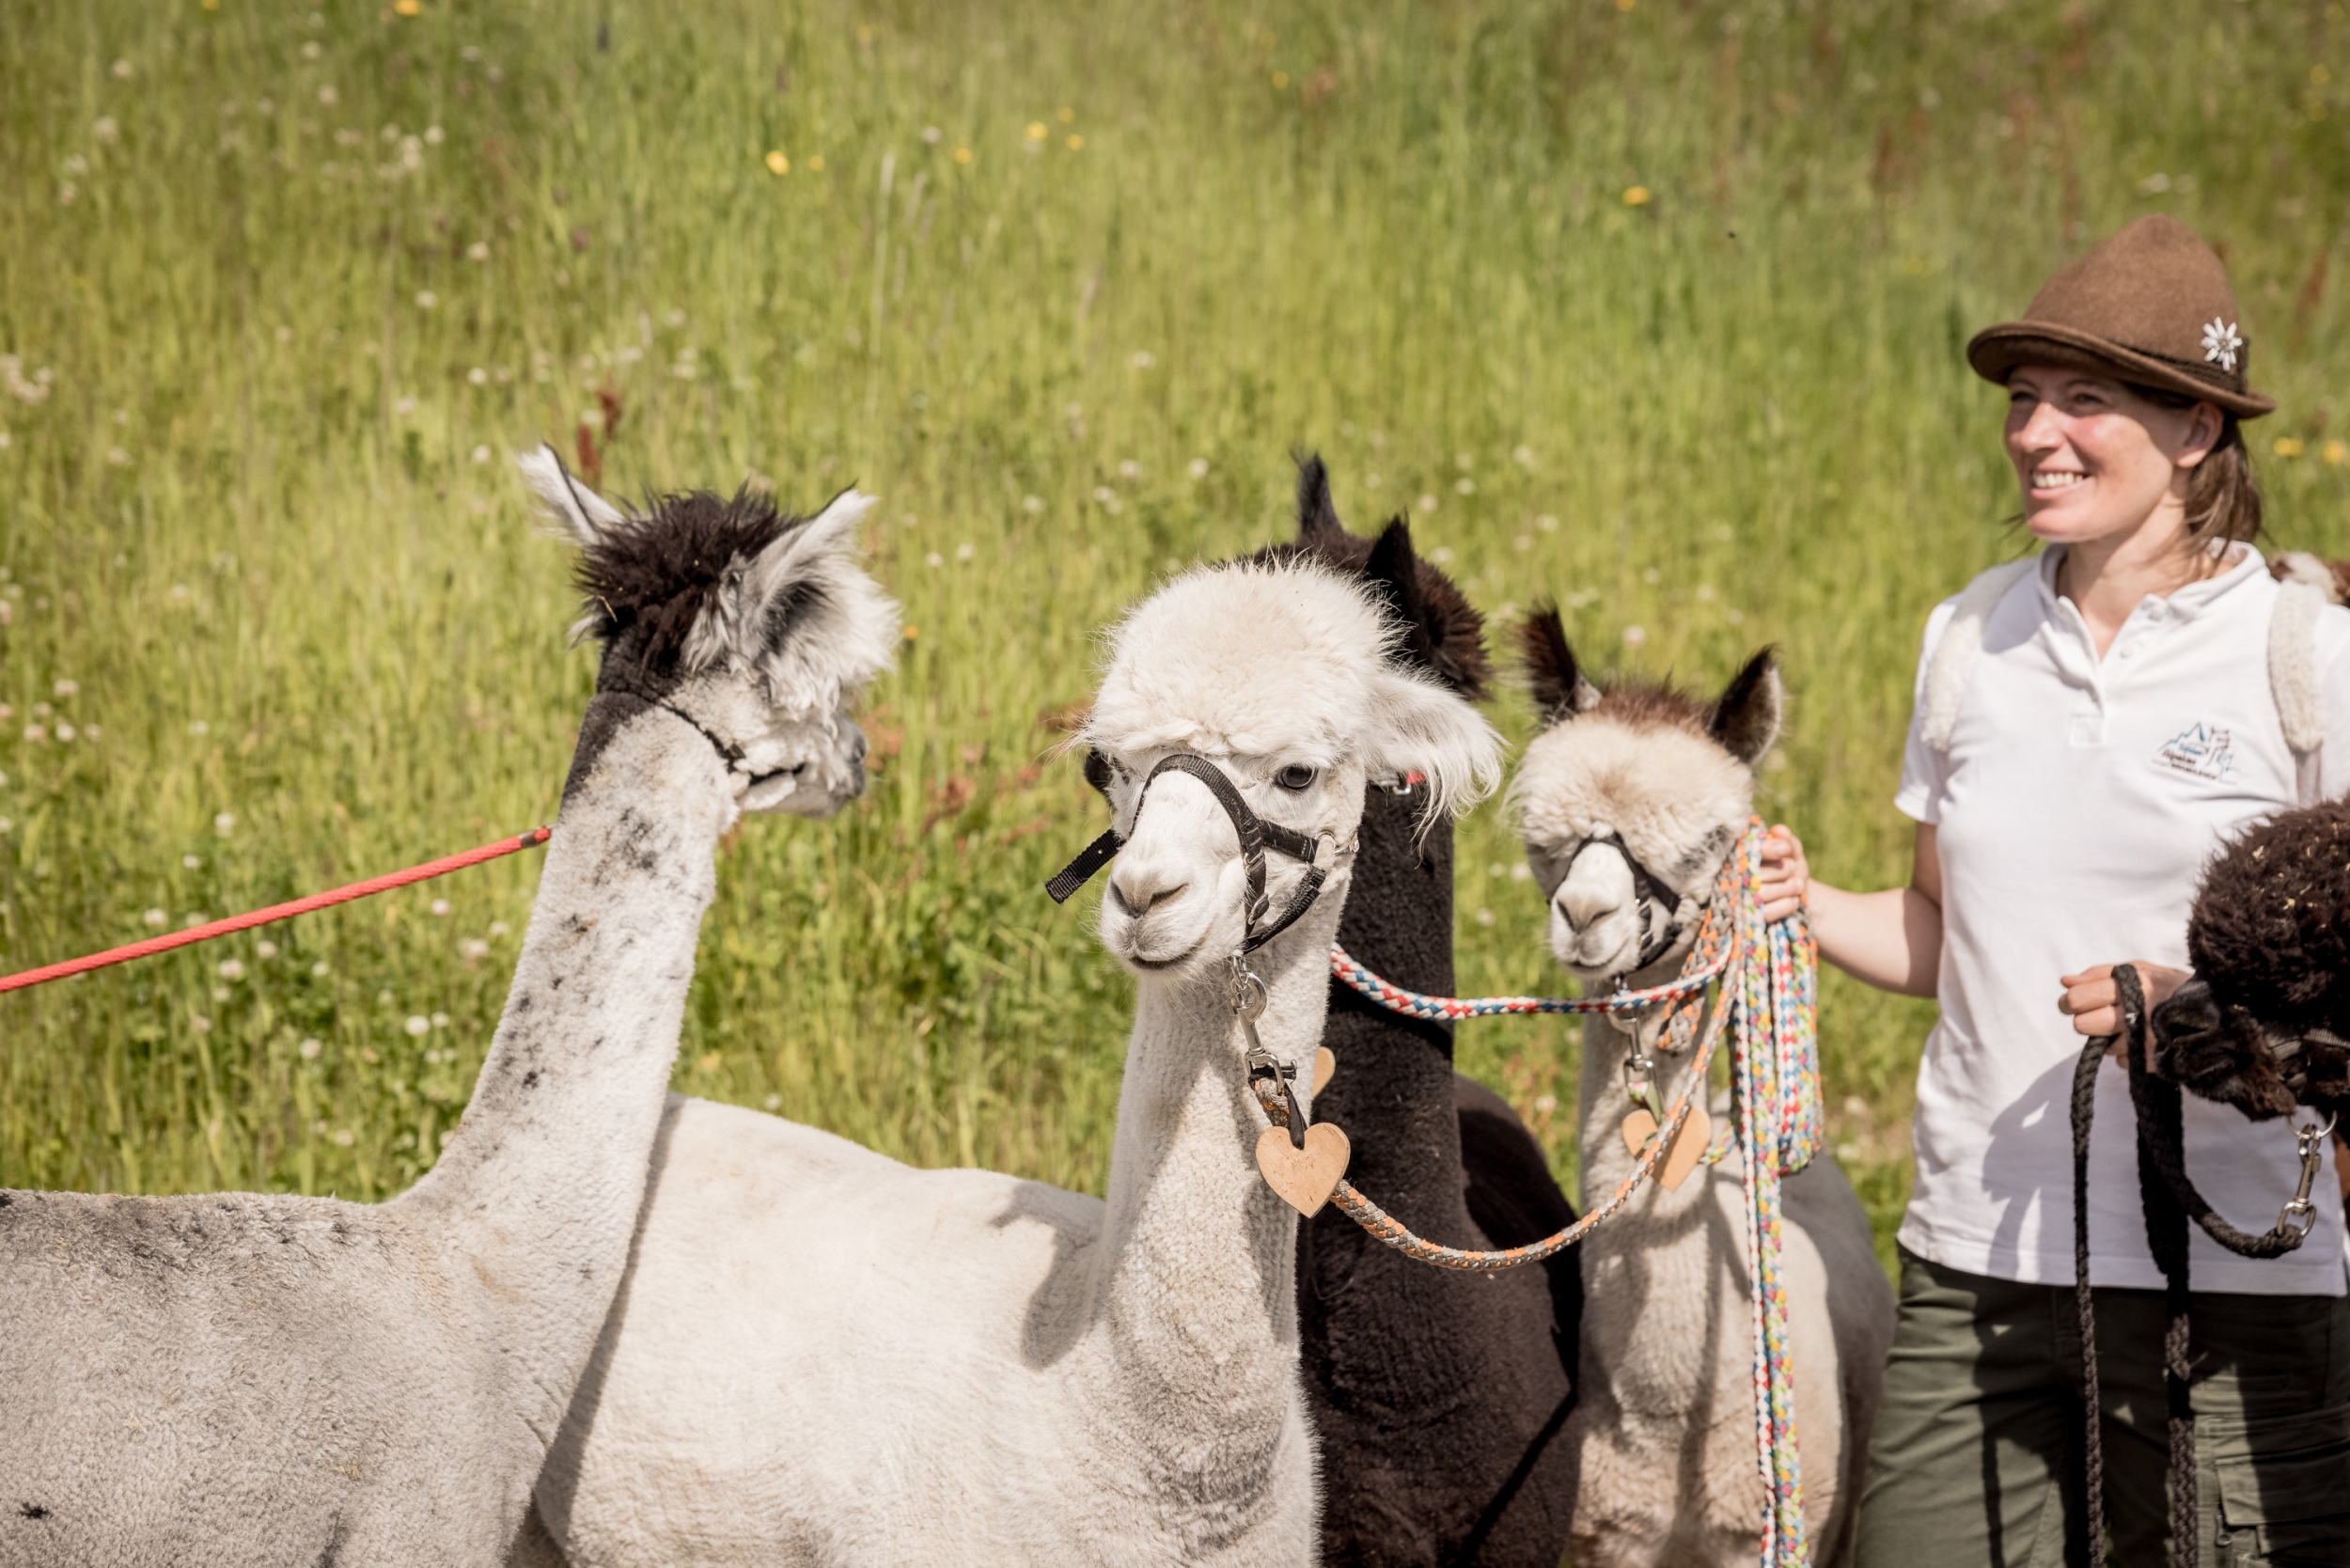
[
  {"x1": 2152, "y1": 800, "x2": 2350, "y2": 1121},
  {"x1": 1255, "y1": 457, "x2": 1583, "y2": 1568}
]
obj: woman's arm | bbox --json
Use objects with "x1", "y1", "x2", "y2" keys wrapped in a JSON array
[{"x1": 1758, "y1": 823, "x2": 1943, "y2": 998}]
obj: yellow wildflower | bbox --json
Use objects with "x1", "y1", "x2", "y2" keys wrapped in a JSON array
[
  {"x1": 1058, "y1": 107, "x2": 1075, "y2": 123},
  {"x1": 1026, "y1": 122, "x2": 1047, "y2": 140},
  {"x1": 393, "y1": 0, "x2": 420, "y2": 13},
  {"x1": 764, "y1": 150, "x2": 790, "y2": 176},
  {"x1": 2326, "y1": 440, "x2": 2346, "y2": 466},
  {"x1": 2276, "y1": 436, "x2": 2307, "y2": 458},
  {"x1": 1272, "y1": 71, "x2": 1290, "y2": 89},
  {"x1": 953, "y1": 147, "x2": 974, "y2": 165},
  {"x1": 1622, "y1": 185, "x2": 1652, "y2": 206},
  {"x1": 807, "y1": 153, "x2": 824, "y2": 171},
  {"x1": 1066, "y1": 133, "x2": 1083, "y2": 150}
]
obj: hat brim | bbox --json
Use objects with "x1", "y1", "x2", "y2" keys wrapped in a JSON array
[{"x1": 1966, "y1": 322, "x2": 2275, "y2": 418}]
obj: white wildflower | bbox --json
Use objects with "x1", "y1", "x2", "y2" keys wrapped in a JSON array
[
  {"x1": 94, "y1": 117, "x2": 118, "y2": 143},
  {"x1": 429, "y1": 898, "x2": 451, "y2": 917},
  {"x1": 1622, "y1": 625, "x2": 1648, "y2": 648},
  {"x1": 299, "y1": 1037, "x2": 322, "y2": 1059},
  {"x1": 218, "y1": 959, "x2": 244, "y2": 981},
  {"x1": 415, "y1": 290, "x2": 436, "y2": 310},
  {"x1": 1021, "y1": 494, "x2": 1044, "y2": 512},
  {"x1": 467, "y1": 241, "x2": 490, "y2": 261},
  {"x1": 471, "y1": 444, "x2": 491, "y2": 463},
  {"x1": 256, "y1": 940, "x2": 277, "y2": 959},
  {"x1": 52, "y1": 678, "x2": 75, "y2": 698},
  {"x1": 182, "y1": 855, "x2": 202, "y2": 870},
  {"x1": 142, "y1": 908, "x2": 166, "y2": 928},
  {"x1": 1130, "y1": 351, "x2": 1156, "y2": 369},
  {"x1": 405, "y1": 1015, "x2": 431, "y2": 1038},
  {"x1": 52, "y1": 722, "x2": 73, "y2": 742},
  {"x1": 467, "y1": 368, "x2": 487, "y2": 385},
  {"x1": 333, "y1": 1127, "x2": 354, "y2": 1147},
  {"x1": 955, "y1": 542, "x2": 975, "y2": 561},
  {"x1": 1187, "y1": 458, "x2": 1209, "y2": 479},
  {"x1": 431, "y1": 1011, "x2": 449, "y2": 1028}
]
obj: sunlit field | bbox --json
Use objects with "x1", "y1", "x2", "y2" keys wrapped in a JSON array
[{"x1": 4, "y1": 0, "x2": 2347, "y2": 1271}]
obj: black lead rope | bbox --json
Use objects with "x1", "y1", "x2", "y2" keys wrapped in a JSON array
[
  {"x1": 2073, "y1": 964, "x2": 2321, "y2": 1568},
  {"x1": 1043, "y1": 752, "x2": 1331, "y2": 956}
]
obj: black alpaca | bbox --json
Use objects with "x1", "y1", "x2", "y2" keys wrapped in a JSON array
[{"x1": 1258, "y1": 458, "x2": 1583, "y2": 1568}]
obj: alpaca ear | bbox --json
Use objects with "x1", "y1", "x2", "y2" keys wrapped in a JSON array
[
  {"x1": 1708, "y1": 648, "x2": 1782, "y2": 766},
  {"x1": 518, "y1": 444, "x2": 626, "y2": 546},
  {"x1": 1364, "y1": 519, "x2": 1445, "y2": 677},
  {"x1": 742, "y1": 488, "x2": 876, "y2": 619},
  {"x1": 1360, "y1": 666, "x2": 1503, "y2": 823},
  {"x1": 1518, "y1": 602, "x2": 1601, "y2": 724},
  {"x1": 1295, "y1": 453, "x2": 1342, "y2": 541}
]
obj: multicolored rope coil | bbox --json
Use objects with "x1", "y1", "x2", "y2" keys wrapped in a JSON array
[{"x1": 1324, "y1": 818, "x2": 1824, "y2": 1568}]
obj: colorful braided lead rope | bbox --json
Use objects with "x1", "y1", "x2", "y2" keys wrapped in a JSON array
[{"x1": 1323, "y1": 819, "x2": 1825, "y2": 1568}]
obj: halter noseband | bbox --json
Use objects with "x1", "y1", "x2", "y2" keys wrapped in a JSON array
[
  {"x1": 1045, "y1": 752, "x2": 1337, "y2": 957},
  {"x1": 1561, "y1": 829, "x2": 1696, "y2": 981}
]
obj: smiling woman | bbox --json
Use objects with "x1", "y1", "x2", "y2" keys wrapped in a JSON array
[{"x1": 1760, "y1": 217, "x2": 2350, "y2": 1567}]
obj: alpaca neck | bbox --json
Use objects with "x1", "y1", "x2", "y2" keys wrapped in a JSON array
[
  {"x1": 398, "y1": 693, "x2": 731, "y2": 1375},
  {"x1": 1573, "y1": 953, "x2": 1716, "y2": 1220},
  {"x1": 1314, "y1": 788, "x2": 1467, "y2": 1225},
  {"x1": 1077, "y1": 892, "x2": 1344, "y2": 1482},
  {"x1": 1574, "y1": 949, "x2": 1729, "y2": 1418}
]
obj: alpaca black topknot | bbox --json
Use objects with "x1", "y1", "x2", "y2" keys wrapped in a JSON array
[{"x1": 572, "y1": 486, "x2": 822, "y2": 674}]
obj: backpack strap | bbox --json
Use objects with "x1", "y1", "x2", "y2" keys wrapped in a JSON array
[
  {"x1": 1922, "y1": 558, "x2": 2039, "y2": 753},
  {"x1": 2269, "y1": 571, "x2": 2329, "y2": 805}
]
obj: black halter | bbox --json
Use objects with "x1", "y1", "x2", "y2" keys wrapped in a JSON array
[
  {"x1": 1563, "y1": 829, "x2": 1694, "y2": 980},
  {"x1": 1045, "y1": 752, "x2": 1335, "y2": 956}
]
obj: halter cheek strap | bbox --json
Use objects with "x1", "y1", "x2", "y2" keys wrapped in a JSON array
[{"x1": 1043, "y1": 751, "x2": 1333, "y2": 956}]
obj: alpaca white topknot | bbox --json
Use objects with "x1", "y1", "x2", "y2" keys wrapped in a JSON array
[{"x1": 1085, "y1": 558, "x2": 1501, "y2": 821}]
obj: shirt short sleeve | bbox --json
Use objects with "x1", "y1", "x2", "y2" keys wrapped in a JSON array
[{"x1": 1894, "y1": 600, "x2": 1960, "y2": 823}]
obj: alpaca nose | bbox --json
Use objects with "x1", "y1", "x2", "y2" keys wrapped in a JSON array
[
  {"x1": 1556, "y1": 843, "x2": 1634, "y2": 932},
  {"x1": 1108, "y1": 868, "x2": 1188, "y2": 919}
]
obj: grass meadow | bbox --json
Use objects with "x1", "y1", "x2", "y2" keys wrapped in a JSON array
[{"x1": 3, "y1": 0, "x2": 2348, "y2": 1272}]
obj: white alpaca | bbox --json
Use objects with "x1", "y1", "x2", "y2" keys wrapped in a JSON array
[
  {"x1": 1507, "y1": 605, "x2": 1895, "y2": 1568},
  {"x1": 0, "y1": 451, "x2": 896, "y2": 1567},
  {"x1": 524, "y1": 558, "x2": 1502, "y2": 1567}
]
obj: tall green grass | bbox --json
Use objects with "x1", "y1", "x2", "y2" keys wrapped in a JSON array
[{"x1": 3, "y1": 0, "x2": 2346, "y2": 1271}]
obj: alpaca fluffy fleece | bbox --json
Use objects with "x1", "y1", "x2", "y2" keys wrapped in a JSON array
[
  {"x1": 1086, "y1": 558, "x2": 1501, "y2": 821},
  {"x1": 1511, "y1": 718, "x2": 1755, "y2": 901}
]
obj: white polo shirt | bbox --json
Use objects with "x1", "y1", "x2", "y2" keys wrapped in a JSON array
[{"x1": 1894, "y1": 542, "x2": 2350, "y2": 1294}]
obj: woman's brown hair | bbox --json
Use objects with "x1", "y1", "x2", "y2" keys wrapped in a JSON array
[{"x1": 2130, "y1": 382, "x2": 2264, "y2": 546}]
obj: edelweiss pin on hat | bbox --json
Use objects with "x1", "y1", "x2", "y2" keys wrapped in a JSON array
[{"x1": 1966, "y1": 213, "x2": 2275, "y2": 418}]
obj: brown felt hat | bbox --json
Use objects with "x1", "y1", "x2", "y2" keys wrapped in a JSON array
[{"x1": 1967, "y1": 214, "x2": 2275, "y2": 418}]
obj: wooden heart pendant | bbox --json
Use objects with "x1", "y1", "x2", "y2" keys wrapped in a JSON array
[
  {"x1": 1311, "y1": 1046, "x2": 1336, "y2": 1096},
  {"x1": 1257, "y1": 1122, "x2": 1353, "y2": 1217},
  {"x1": 1621, "y1": 1104, "x2": 1712, "y2": 1192}
]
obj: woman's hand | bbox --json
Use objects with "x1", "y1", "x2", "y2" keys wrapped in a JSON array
[
  {"x1": 2057, "y1": 962, "x2": 2191, "y2": 1061},
  {"x1": 1758, "y1": 823, "x2": 1809, "y2": 923}
]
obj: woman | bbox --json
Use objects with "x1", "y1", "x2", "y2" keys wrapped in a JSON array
[{"x1": 1763, "y1": 215, "x2": 2350, "y2": 1565}]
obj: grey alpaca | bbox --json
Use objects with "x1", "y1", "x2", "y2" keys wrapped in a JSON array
[
  {"x1": 1260, "y1": 457, "x2": 1585, "y2": 1567},
  {"x1": 0, "y1": 449, "x2": 896, "y2": 1568}
]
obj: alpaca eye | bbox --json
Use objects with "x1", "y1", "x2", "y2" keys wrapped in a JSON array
[{"x1": 1275, "y1": 764, "x2": 1316, "y2": 792}]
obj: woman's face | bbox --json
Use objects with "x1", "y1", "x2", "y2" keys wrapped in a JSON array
[{"x1": 2002, "y1": 365, "x2": 2219, "y2": 547}]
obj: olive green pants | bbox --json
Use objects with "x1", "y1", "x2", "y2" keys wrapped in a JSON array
[{"x1": 1854, "y1": 1247, "x2": 2350, "y2": 1568}]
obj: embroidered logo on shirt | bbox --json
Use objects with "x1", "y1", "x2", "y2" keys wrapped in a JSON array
[{"x1": 2153, "y1": 722, "x2": 2237, "y2": 782}]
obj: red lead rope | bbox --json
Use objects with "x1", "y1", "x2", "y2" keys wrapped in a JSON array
[{"x1": 0, "y1": 826, "x2": 554, "y2": 996}]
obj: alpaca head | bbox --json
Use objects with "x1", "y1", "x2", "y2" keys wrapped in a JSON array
[
  {"x1": 1508, "y1": 604, "x2": 1780, "y2": 983},
  {"x1": 1080, "y1": 558, "x2": 1500, "y2": 983},
  {"x1": 521, "y1": 446, "x2": 899, "y2": 816},
  {"x1": 2150, "y1": 801, "x2": 2350, "y2": 1121},
  {"x1": 1250, "y1": 453, "x2": 1490, "y2": 701}
]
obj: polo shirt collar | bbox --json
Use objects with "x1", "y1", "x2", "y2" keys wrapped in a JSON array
[{"x1": 2034, "y1": 540, "x2": 2266, "y2": 625}]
